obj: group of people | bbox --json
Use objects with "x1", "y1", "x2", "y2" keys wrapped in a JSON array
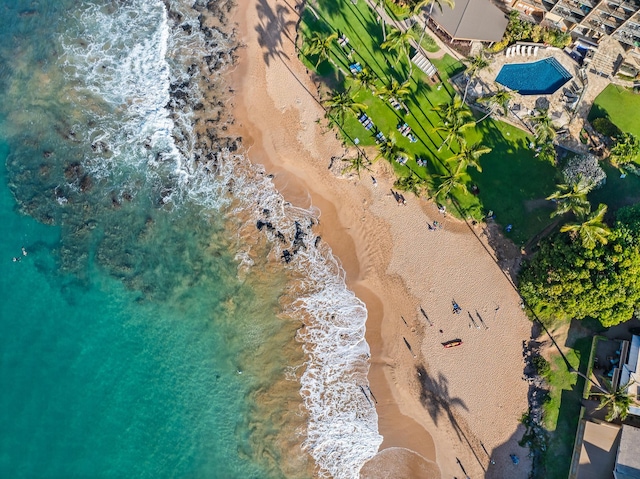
[{"x1": 12, "y1": 247, "x2": 27, "y2": 262}]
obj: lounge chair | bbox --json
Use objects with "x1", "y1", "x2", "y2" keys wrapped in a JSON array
[
  {"x1": 515, "y1": 45, "x2": 521, "y2": 56},
  {"x1": 527, "y1": 45, "x2": 533, "y2": 56},
  {"x1": 533, "y1": 46, "x2": 539, "y2": 57}
]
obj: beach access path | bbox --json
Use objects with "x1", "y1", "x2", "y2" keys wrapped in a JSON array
[{"x1": 228, "y1": 0, "x2": 533, "y2": 477}]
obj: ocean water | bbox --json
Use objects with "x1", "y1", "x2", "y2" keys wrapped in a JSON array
[{"x1": 0, "y1": 1, "x2": 381, "y2": 478}]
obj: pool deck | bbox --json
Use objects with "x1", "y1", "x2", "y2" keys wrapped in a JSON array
[{"x1": 458, "y1": 44, "x2": 614, "y2": 155}]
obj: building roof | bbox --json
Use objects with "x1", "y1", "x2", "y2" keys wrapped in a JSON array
[
  {"x1": 615, "y1": 426, "x2": 640, "y2": 479},
  {"x1": 577, "y1": 420, "x2": 621, "y2": 479},
  {"x1": 431, "y1": 0, "x2": 508, "y2": 42}
]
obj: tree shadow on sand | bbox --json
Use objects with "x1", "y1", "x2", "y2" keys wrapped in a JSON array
[
  {"x1": 254, "y1": 0, "x2": 297, "y2": 66},
  {"x1": 416, "y1": 365, "x2": 488, "y2": 472}
]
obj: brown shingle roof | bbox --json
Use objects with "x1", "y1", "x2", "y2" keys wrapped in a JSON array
[{"x1": 431, "y1": 0, "x2": 508, "y2": 42}]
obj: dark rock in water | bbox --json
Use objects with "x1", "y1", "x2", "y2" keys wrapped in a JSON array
[
  {"x1": 292, "y1": 221, "x2": 307, "y2": 252},
  {"x1": 256, "y1": 220, "x2": 274, "y2": 232},
  {"x1": 180, "y1": 23, "x2": 192, "y2": 35},
  {"x1": 282, "y1": 250, "x2": 292, "y2": 263},
  {"x1": 314, "y1": 236, "x2": 321, "y2": 248},
  {"x1": 42, "y1": 151, "x2": 53, "y2": 158},
  {"x1": 39, "y1": 164, "x2": 50, "y2": 178},
  {"x1": 123, "y1": 192, "x2": 133, "y2": 202},
  {"x1": 64, "y1": 163, "x2": 83, "y2": 181},
  {"x1": 19, "y1": 9, "x2": 38, "y2": 17},
  {"x1": 262, "y1": 208, "x2": 270, "y2": 216},
  {"x1": 276, "y1": 231, "x2": 286, "y2": 244},
  {"x1": 79, "y1": 175, "x2": 92, "y2": 193}
]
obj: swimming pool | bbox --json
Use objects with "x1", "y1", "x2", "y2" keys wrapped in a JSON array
[{"x1": 495, "y1": 58, "x2": 572, "y2": 95}]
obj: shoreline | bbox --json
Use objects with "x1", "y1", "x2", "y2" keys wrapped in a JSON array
[{"x1": 227, "y1": 0, "x2": 534, "y2": 477}]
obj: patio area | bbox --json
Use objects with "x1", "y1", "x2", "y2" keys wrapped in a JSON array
[
  {"x1": 461, "y1": 44, "x2": 614, "y2": 154},
  {"x1": 588, "y1": 337, "x2": 629, "y2": 395}
]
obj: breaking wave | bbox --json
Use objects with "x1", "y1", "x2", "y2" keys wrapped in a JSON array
[{"x1": 59, "y1": 0, "x2": 382, "y2": 476}]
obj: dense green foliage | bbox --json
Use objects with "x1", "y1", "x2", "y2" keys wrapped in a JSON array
[
  {"x1": 589, "y1": 85, "x2": 640, "y2": 139},
  {"x1": 520, "y1": 204, "x2": 640, "y2": 327},
  {"x1": 298, "y1": 0, "x2": 557, "y2": 243},
  {"x1": 591, "y1": 117, "x2": 622, "y2": 138},
  {"x1": 490, "y1": 11, "x2": 571, "y2": 52},
  {"x1": 533, "y1": 354, "x2": 551, "y2": 376}
]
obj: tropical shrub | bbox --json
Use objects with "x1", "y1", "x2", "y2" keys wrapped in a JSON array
[
  {"x1": 533, "y1": 355, "x2": 551, "y2": 376},
  {"x1": 519, "y1": 205, "x2": 640, "y2": 327},
  {"x1": 592, "y1": 117, "x2": 622, "y2": 138},
  {"x1": 490, "y1": 12, "x2": 572, "y2": 51}
]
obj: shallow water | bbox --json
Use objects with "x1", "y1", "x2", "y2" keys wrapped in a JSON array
[{"x1": 0, "y1": 1, "x2": 381, "y2": 477}]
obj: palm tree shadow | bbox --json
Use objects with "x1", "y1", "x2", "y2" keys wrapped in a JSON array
[
  {"x1": 255, "y1": 0, "x2": 296, "y2": 66},
  {"x1": 416, "y1": 365, "x2": 488, "y2": 471}
]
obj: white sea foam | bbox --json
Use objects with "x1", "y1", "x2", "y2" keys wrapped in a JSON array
[{"x1": 58, "y1": 1, "x2": 382, "y2": 476}]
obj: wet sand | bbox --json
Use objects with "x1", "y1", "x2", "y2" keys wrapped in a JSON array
[{"x1": 227, "y1": 0, "x2": 534, "y2": 477}]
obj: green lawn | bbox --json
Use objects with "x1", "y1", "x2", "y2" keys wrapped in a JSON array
[
  {"x1": 541, "y1": 336, "x2": 591, "y2": 479},
  {"x1": 299, "y1": 0, "x2": 557, "y2": 244},
  {"x1": 588, "y1": 84, "x2": 640, "y2": 138}
]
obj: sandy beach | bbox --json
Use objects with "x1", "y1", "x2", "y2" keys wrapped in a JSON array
[{"x1": 228, "y1": 0, "x2": 534, "y2": 477}]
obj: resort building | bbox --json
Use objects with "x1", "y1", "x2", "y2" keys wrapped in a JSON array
[
  {"x1": 430, "y1": 0, "x2": 509, "y2": 42},
  {"x1": 508, "y1": 0, "x2": 640, "y2": 75},
  {"x1": 620, "y1": 334, "x2": 640, "y2": 417},
  {"x1": 614, "y1": 425, "x2": 640, "y2": 479}
]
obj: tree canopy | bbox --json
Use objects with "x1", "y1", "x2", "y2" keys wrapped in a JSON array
[{"x1": 519, "y1": 204, "x2": 640, "y2": 327}]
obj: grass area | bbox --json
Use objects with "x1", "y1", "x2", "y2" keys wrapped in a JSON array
[
  {"x1": 299, "y1": 0, "x2": 557, "y2": 244},
  {"x1": 541, "y1": 336, "x2": 591, "y2": 479},
  {"x1": 383, "y1": 0, "x2": 411, "y2": 20},
  {"x1": 588, "y1": 84, "x2": 640, "y2": 138},
  {"x1": 590, "y1": 162, "x2": 640, "y2": 213},
  {"x1": 409, "y1": 23, "x2": 440, "y2": 53}
]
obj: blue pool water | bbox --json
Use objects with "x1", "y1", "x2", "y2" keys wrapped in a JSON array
[{"x1": 495, "y1": 58, "x2": 572, "y2": 95}]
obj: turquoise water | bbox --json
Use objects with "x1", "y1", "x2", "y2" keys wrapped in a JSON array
[
  {"x1": 0, "y1": 136, "x2": 304, "y2": 478},
  {"x1": 0, "y1": 1, "x2": 381, "y2": 477},
  {"x1": 0, "y1": 2, "x2": 308, "y2": 477},
  {"x1": 495, "y1": 58, "x2": 572, "y2": 95}
]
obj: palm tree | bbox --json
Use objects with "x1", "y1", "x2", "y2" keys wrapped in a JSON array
[
  {"x1": 462, "y1": 53, "x2": 489, "y2": 103},
  {"x1": 560, "y1": 203, "x2": 611, "y2": 249},
  {"x1": 432, "y1": 101, "x2": 475, "y2": 151},
  {"x1": 323, "y1": 88, "x2": 367, "y2": 126},
  {"x1": 395, "y1": 172, "x2": 427, "y2": 196},
  {"x1": 592, "y1": 378, "x2": 636, "y2": 422},
  {"x1": 449, "y1": 141, "x2": 491, "y2": 173},
  {"x1": 610, "y1": 132, "x2": 640, "y2": 167},
  {"x1": 376, "y1": 79, "x2": 411, "y2": 104},
  {"x1": 376, "y1": 134, "x2": 407, "y2": 163},
  {"x1": 381, "y1": 28, "x2": 413, "y2": 66},
  {"x1": 477, "y1": 89, "x2": 514, "y2": 121},
  {"x1": 546, "y1": 175, "x2": 594, "y2": 219},
  {"x1": 341, "y1": 150, "x2": 371, "y2": 178},
  {"x1": 530, "y1": 109, "x2": 556, "y2": 144},
  {"x1": 374, "y1": 0, "x2": 387, "y2": 41},
  {"x1": 434, "y1": 117, "x2": 475, "y2": 152},
  {"x1": 303, "y1": 32, "x2": 338, "y2": 68},
  {"x1": 432, "y1": 97, "x2": 473, "y2": 126},
  {"x1": 436, "y1": 167, "x2": 467, "y2": 199},
  {"x1": 354, "y1": 68, "x2": 378, "y2": 93}
]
